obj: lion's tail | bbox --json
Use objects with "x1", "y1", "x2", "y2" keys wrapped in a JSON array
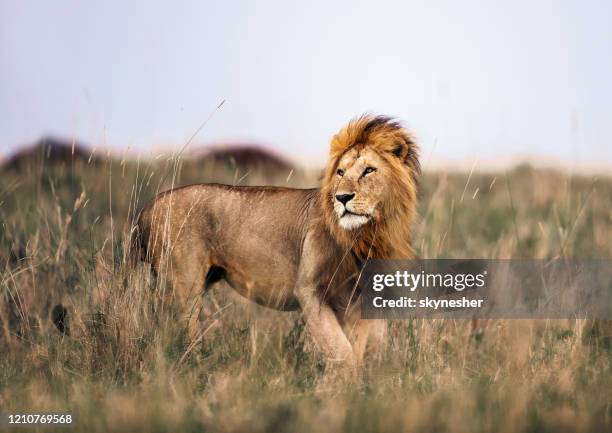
[
  {"x1": 49, "y1": 210, "x2": 150, "y2": 338},
  {"x1": 126, "y1": 209, "x2": 149, "y2": 269}
]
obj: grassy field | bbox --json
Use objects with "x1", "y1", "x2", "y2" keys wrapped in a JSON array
[{"x1": 1, "y1": 146, "x2": 611, "y2": 432}]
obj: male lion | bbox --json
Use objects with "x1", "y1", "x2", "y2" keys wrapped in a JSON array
[{"x1": 135, "y1": 115, "x2": 420, "y2": 367}]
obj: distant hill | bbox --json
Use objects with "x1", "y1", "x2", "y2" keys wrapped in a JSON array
[
  {"x1": 190, "y1": 145, "x2": 294, "y2": 173},
  {"x1": 1, "y1": 138, "x2": 302, "y2": 188},
  {"x1": 1, "y1": 137, "x2": 100, "y2": 172}
]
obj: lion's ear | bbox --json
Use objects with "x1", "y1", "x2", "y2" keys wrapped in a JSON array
[
  {"x1": 391, "y1": 138, "x2": 410, "y2": 160},
  {"x1": 391, "y1": 138, "x2": 420, "y2": 173},
  {"x1": 391, "y1": 144, "x2": 404, "y2": 158}
]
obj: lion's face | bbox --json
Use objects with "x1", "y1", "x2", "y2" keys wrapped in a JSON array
[
  {"x1": 321, "y1": 115, "x2": 419, "y2": 258},
  {"x1": 331, "y1": 147, "x2": 393, "y2": 230}
]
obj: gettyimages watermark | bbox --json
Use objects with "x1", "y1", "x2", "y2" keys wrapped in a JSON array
[{"x1": 361, "y1": 260, "x2": 612, "y2": 319}]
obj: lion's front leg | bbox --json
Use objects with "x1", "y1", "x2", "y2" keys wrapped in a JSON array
[
  {"x1": 344, "y1": 302, "x2": 387, "y2": 364},
  {"x1": 296, "y1": 286, "x2": 356, "y2": 367},
  {"x1": 297, "y1": 231, "x2": 357, "y2": 371}
]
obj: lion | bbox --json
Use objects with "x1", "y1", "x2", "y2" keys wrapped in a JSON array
[{"x1": 135, "y1": 115, "x2": 420, "y2": 367}]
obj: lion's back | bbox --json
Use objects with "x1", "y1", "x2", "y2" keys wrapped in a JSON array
[{"x1": 135, "y1": 183, "x2": 318, "y2": 268}]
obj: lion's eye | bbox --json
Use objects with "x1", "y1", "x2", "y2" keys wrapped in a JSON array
[
  {"x1": 363, "y1": 167, "x2": 376, "y2": 176},
  {"x1": 337, "y1": 169, "x2": 345, "y2": 177}
]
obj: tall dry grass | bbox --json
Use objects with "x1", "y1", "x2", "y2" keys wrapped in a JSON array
[{"x1": 0, "y1": 149, "x2": 611, "y2": 432}]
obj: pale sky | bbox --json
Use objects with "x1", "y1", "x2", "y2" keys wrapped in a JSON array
[{"x1": 1, "y1": 0, "x2": 611, "y2": 168}]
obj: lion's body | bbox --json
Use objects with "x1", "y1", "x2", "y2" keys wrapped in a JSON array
[
  {"x1": 137, "y1": 184, "x2": 356, "y2": 312},
  {"x1": 136, "y1": 115, "x2": 420, "y2": 367}
]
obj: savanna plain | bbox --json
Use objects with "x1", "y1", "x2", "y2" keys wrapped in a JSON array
[{"x1": 1, "y1": 142, "x2": 611, "y2": 432}]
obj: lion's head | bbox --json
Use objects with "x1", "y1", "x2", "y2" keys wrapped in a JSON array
[{"x1": 321, "y1": 115, "x2": 420, "y2": 260}]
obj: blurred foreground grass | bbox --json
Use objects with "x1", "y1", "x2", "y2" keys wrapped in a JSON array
[{"x1": 0, "y1": 147, "x2": 611, "y2": 432}]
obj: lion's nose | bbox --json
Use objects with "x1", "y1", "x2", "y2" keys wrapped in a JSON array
[{"x1": 335, "y1": 193, "x2": 355, "y2": 206}]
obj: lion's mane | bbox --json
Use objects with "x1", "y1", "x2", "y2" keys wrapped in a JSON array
[{"x1": 320, "y1": 115, "x2": 420, "y2": 260}]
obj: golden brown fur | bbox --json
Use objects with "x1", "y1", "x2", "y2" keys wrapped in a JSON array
[
  {"x1": 322, "y1": 115, "x2": 420, "y2": 259},
  {"x1": 136, "y1": 115, "x2": 419, "y2": 367}
]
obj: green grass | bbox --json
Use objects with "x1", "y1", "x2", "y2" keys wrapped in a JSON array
[{"x1": 0, "y1": 152, "x2": 611, "y2": 432}]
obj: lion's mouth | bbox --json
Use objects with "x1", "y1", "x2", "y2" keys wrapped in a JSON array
[
  {"x1": 338, "y1": 211, "x2": 371, "y2": 230},
  {"x1": 341, "y1": 210, "x2": 369, "y2": 218}
]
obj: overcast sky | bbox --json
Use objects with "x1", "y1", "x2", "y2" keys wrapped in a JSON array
[{"x1": 1, "y1": 0, "x2": 611, "y2": 168}]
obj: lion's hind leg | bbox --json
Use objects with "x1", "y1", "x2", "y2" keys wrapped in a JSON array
[{"x1": 165, "y1": 247, "x2": 212, "y2": 344}]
